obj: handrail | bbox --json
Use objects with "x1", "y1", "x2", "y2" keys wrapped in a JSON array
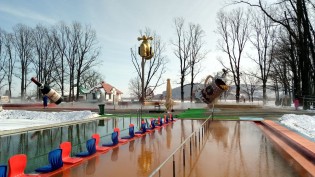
[{"x1": 148, "y1": 114, "x2": 212, "y2": 177}]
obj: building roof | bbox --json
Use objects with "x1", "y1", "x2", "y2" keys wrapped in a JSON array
[{"x1": 101, "y1": 82, "x2": 123, "y2": 95}]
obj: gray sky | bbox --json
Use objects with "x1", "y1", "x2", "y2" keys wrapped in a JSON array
[{"x1": 0, "y1": 0, "x2": 234, "y2": 96}]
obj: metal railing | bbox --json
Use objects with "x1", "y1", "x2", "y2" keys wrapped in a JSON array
[{"x1": 148, "y1": 104, "x2": 214, "y2": 177}]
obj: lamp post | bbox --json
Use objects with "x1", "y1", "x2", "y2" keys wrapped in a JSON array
[
  {"x1": 112, "y1": 88, "x2": 116, "y2": 110},
  {"x1": 137, "y1": 35, "x2": 154, "y2": 105}
]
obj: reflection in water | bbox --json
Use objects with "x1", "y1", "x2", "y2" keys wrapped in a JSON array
[
  {"x1": 210, "y1": 121, "x2": 229, "y2": 148},
  {"x1": 224, "y1": 121, "x2": 248, "y2": 177},
  {"x1": 86, "y1": 156, "x2": 99, "y2": 175},
  {"x1": 187, "y1": 121, "x2": 304, "y2": 177},
  {"x1": 158, "y1": 127, "x2": 162, "y2": 136},
  {"x1": 166, "y1": 125, "x2": 172, "y2": 149},
  {"x1": 129, "y1": 140, "x2": 135, "y2": 152},
  {"x1": 259, "y1": 135, "x2": 272, "y2": 177},
  {"x1": 137, "y1": 136, "x2": 153, "y2": 176},
  {"x1": 18, "y1": 133, "x2": 27, "y2": 153},
  {"x1": 31, "y1": 130, "x2": 42, "y2": 156},
  {"x1": 98, "y1": 120, "x2": 105, "y2": 126},
  {"x1": 62, "y1": 169, "x2": 71, "y2": 177},
  {"x1": 111, "y1": 148, "x2": 119, "y2": 161}
]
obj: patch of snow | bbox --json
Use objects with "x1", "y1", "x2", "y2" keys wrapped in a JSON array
[
  {"x1": 0, "y1": 110, "x2": 96, "y2": 131},
  {"x1": 279, "y1": 114, "x2": 315, "y2": 140}
]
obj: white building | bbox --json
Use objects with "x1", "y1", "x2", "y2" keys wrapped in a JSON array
[{"x1": 80, "y1": 81, "x2": 123, "y2": 103}]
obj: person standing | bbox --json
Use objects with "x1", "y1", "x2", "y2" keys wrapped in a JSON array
[
  {"x1": 294, "y1": 98, "x2": 299, "y2": 111},
  {"x1": 43, "y1": 95, "x2": 48, "y2": 108}
]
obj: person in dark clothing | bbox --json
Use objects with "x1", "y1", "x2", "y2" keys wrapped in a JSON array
[{"x1": 43, "y1": 95, "x2": 48, "y2": 108}]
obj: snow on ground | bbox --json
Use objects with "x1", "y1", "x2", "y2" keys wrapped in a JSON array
[
  {"x1": 279, "y1": 114, "x2": 315, "y2": 140},
  {"x1": 0, "y1": 107, "x2": 314, "y2": 142},
  {"x1": 0, "y1": 110, "x2": 96, "y2": 131}
]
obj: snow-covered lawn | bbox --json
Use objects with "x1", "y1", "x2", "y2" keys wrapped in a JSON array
[
  {"x1": 279, "y1": 114, "x2": 315, "y2": 140},
  {"x1": 0, "y1": 110, "x2": 96, "y2": 131}
]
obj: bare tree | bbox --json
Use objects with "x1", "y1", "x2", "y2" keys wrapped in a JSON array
[
  {"x1": 0, "y1": 29, "x2": 7, "y2": 93},
  {"x1": 54, "y1": 22, "x2": 80, "y2": 101},
  {"x1": 271, "y1": 40, "x2": 294, "y2": 105},
  {"x1": 188, "y1": 23, "x2": 207, "y2": 102},
  {"x1": 130, "y1": 28, "x2": 167, "y2": 101},
  {"x1": 172, "y1": 17, "x2": 192, "y2": 102},
  {"x1": 74, "y1": 23, "x2": 100, "y2": 100},
  {"x1": 241, "y1": 72, "x2": 260, "y2": 102},
  {"x1": 3, "y1": 32, "x2": 16, "y2": 97},
  {"x1": 128, "y1": 76, "x2": 141, "y2": 100},
  {"x1": 236, "y1": 0, "x2": 315, "y2": 109},
  {"x1": 32, "y1": 24, "x2": 60, "y2": 99},
  {"x1": 249, "y1": 10, "x2": 277, "y2": 105},
  {"x1": 52, "y1": 22, "x2": 69, "y2": 97},
  {"x1": 80, "y1": 70, "x2": 104, "y2": 89},
  {"x1": 12, "y1": 24, "x2": 33, "y2": 100},
  {"x1": 216, "y1": 8, "x2": 250, "y2": 102},
  {"x1": 0, "y1": 22, "x2": 101, "y2": 100}
]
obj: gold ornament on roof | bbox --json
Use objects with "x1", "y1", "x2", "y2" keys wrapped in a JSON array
[{"x1": 138, "y1": 35, "x2": 154, "y2": 60}]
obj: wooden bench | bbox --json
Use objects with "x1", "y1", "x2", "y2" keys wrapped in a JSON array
[{"x1": 143, "y1": 101, "x2": 163, "y2": 111}]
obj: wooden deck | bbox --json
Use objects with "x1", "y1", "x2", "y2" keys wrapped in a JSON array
[{"x1": 258, "y1": 120, "x2": 315, "y2": 176}]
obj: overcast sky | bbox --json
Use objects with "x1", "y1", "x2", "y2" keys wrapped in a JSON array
[{"x1": 0, "y1": 0, "x2": 249, "y2": 97}]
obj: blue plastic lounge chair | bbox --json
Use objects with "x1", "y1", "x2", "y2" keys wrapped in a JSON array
[
  {"x1": 135, "y1": 123, "x2": 146, "y2": 134},
  {"x1": 164, "y1": 115, "x2": 169, "y2": 124},
  {"x1": 113, "y1": 128, "x2": 128, "y2": 143},
  {"x1": 146, "y1": 119, "x2": 156, "y2": 131},
  {"x1": 35, "y1": 149, "x2": 63, "y2": 173},
  {"x1": 0, "y1": 165, "x2": 7, "y2": 177},
  {"x1": 75, "y1": 138, "x2": 96, "y2": 157},
  {"x1": 102, "y1": 131, "x2": 119, "y2": 147},
  {"x1": 151, "y1": 119, "x2": 156, "y2": 129},
  {"x1": 157, "y1": 117, "x2": 163, "y2": 126},
  {"x1": 121, "y1": 124, "x2": 135, "y2": 139}
]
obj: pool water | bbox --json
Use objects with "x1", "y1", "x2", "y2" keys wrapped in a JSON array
[{"x1": 50, "y1": 120, "x2": 310, "y2": 177}]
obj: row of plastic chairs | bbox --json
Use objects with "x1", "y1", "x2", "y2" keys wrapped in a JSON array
[
  {"x1": 0, "y1": 125, "x2": 133, "y2": 176},
  {"x1": 0, "y1": 115, "x2": 175, "y2": 177}
]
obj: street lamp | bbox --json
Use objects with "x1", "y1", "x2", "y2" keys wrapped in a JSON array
[
  {"x1": 137, "y1": 35, "x2": 154, "y2": 105},
  {"x1": 112, "y1": 88, "x2": 116, "y2": 110}
]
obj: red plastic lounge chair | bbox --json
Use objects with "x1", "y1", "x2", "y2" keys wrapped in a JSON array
[
  {"x1": 59, "y1": 142, "x2": 83, "y2": 164},
  {"x1": 156, "y1": 117, "x2": 164, "y2": 127},
  {"x1": 8, "y1": 154, "x2": 40, "y2": 177},
  {"x1": 169, "y1": 113, "x2": 175, "y2": 122},
  {"x1": 113, "y1": 128, "x2": 128, "y2": 143},
  {"x1": 91, "y1": 134, "x2": 111, "y2": 152}
]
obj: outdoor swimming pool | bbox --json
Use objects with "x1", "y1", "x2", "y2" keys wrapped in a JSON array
[{"x1": 35, "y1": 119, "x2": 310, "y2": 177}]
